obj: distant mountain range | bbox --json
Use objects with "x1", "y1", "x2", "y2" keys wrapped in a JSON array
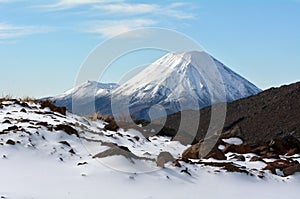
[{"x1": 51, "y1": 51, "x2": 261, "y2": 119}]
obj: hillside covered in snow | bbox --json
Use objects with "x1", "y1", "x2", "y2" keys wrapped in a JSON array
[{"x1": 1, "y1": 98, "x2": 300, "y2": 199}]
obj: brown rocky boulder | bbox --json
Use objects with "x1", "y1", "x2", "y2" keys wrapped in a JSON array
[
  {"x1": 40, "y1": 100, "x2": 66, "y2": 115},
  {"x1": 269, "y1": 135, "x2": 300, "y2": 155},
  {"x1": 104, "y1": 118, "x2": 119, "y2": 132},
  {"x1": 182, "y1": 141, "x2": 226, "y2": 160},
  {"x1": 283, "y1": 164, "x2": 300, "y2": 176},
  {"x1": 263, "y1": 159, "x2": 298, "y2": 175},
  {"x1": 156, "y1": 152, "x2": 175, "y2": 167},
  {"x1": 204, "y1": 148, "x2": 227, "y2": 160},
  {"x1": 182, "y1": 142, "x2": 201, "y2": 159},
  {"x1": 54, "y1": 124, "x2": 79, "y2": 137}
]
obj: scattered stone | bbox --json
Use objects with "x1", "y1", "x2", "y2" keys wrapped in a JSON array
[
  {"x1": 127, "y1": 138, "x2": 135, "y2": 143},
  {"x1": 133, "y1": 136, "x2": 140, "y2": 141},
  {"x1": 204, "y1": 149, "x2": 227, "y2": 160},
  {"x1": 54, "y1": 124, "x2": 79, "y2": 137},
  {"x1": 263, "y1": 159, "x2": 297, "y2": 175},
  {"x1": 20, "y1": 108, "x2": 27, "y2": 113},
  {"x1": 116, "y1": 132, "x2": 123, "y2": 137},
  {"x1": 182, "y1": 142, "x2": 201, "y2": 159},
  {"x1": 156, "y1": 152, "x2": 175, "y2": 167},
  {"x1": 119, "y1": 146, "x2": 131, "y2": 152},
  {"x1": 198, "y1": 162, "x2": 249, "y2": 175},
  {"x1": 69, "y1": 149, "x2": 76, "y2": 154},
  {"x1": 59, "y1": 141, "x2": 71, "y2": 147},
  {"x1": 261, "y1": 152, "x2": 279, "y2": 159},
  {"x1": 180, "y1": 167, "x2": 192, "y2": 176},
  {"x1": 19, "y1": 102, "x2": 30, "y2": 108},
  {"x1": 93, "y1": 145, "x2": 153, "y2": 161},
  {"x1": 104, "y1": 119, "x2": 119, "y2": 131},
  {"x1": 18, "y1": 119, "x2": 30, "y2": 123},
  {"x1": 283, "y1": 164, "x2": 300, "y2": 176},
  {"x1": 77, "y1": 162, "x2": 88, "y2": 166},
  {"x1": 250, "y1": 156, "x2": 263, "y2": 162},
  {"x1": 172, "y1": 160, "x2": 182, "y2": 167},
  {"x1": 6, "y1": 139, "x2": 16, "y2": 145},
  {"x1": 4, "y1": 125, "x2": 18, "y2": 132},
  {"x1": 36, "y1": 121, "x2": 48, "y2": 127},
  {"x1": 269, "y1": 135, "x2": 300, "y2": 155},
  {"x1": 40, "y1": 100, "x2": 66, "y2": 115},
  {"x1": 230, "y1": 154, "x2": 245, "y2": 161},
  {"x1": 287, "y1": 148, "x2": 298, "y2": 156},
  {"x1": 2, "y1": 119, "x2": 11, "y2": 124}
]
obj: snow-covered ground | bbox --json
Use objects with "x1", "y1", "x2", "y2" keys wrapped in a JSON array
[{"x1": 0, "y1": 100, "x2": 300, "y2": 199}]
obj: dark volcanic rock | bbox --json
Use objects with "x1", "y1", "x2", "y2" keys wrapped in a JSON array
[
  {"x1": 2, "y1": 120, "x2": 11, "y2": 124},
  {"x1": 54, "y1": 124, "x2": 79, "y2": 137},
  {"x1": 150, "y1": 80, "x2": 300, "y2": 169},
  {"x1": 40, "y1": 100, "x2": 66, "y2": 115},
  {"x1": 93, "y1": 145, "x2": 154, "y2": 162},
  {"x1": 198, "y1": 161, "x2": 249, "y2": 175},
  {"x1": 153, "y1": 82, "x2": 300, "y2": 146},
  {"x1": 20, "y1": 108, "x2": 27, "y2": 113},
  {"x1": 182, "y1": 140, "x2": 226, "y2": 160},
  {"x1": 4, "y1": 125, "x2": 18, "y2": 132},
  {"x1": 182, "y1": 142, "x2": 201, "y2": 159},
  {"x1": 263, "y1": 159, "x2": 298, "y2": 175},
  {"x1": 283, "y1": 164, "x2": 300, "y2": 176},
  {"x1": 6, "y1": 139, "x2": 16, "y2": 145},
  {"x1": 269, "y1": 135, "x2": 300, "y2": 155},
  {"x1": 59, "y1": 141, "x2": 71, "y2": 147},
  {"x1": 249, "y1": 156, "x2": 263, "y2": 162},
  {"x1": 104, "y1": 119, "x2": 119, "y2": 131}
]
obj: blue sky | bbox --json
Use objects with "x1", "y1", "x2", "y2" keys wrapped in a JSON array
[{"x1": 0, "y1": 0, "x2": 299, "y2": 97}]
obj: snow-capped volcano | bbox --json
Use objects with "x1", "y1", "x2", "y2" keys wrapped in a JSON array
[
  {"x1": 109, "y1": 51, "x2": 261, "y2": 119},
  {"x1": 52, "y1": 51, "x2": 261, "y2": 119}
]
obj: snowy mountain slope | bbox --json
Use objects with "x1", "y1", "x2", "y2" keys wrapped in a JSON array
[
  {"x1": 51, "y1": 81, "x2": 118, "y2": 115},
  {"x1": 52, "y1": 51, "x2": 261, "y2": 119},
  {"x1": 110, "y1": 51, "x2": 261, "y2": 119},
  {"x1": 1, "y1": 99, "x2": 300, "y2": 199}
]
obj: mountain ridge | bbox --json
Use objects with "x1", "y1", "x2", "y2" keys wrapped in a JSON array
[{"x1": 52, "y1": 51, "x2": 261, "y2": 119}]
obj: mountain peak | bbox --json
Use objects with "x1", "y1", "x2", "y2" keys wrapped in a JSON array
[{"x1": 52, "y1": 51, "x2": 261, "y2": 119}]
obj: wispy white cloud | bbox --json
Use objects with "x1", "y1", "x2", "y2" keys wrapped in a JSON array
[
  {"x1": 42, "y1": 1, "x2": 195, "y2": 19},
  {"x1": 42, "y1": 0, "x2": 123, "y2": 10},
  {"x1": 0, "y1": 22, "x2": 55, "y2": 40},
  {"x1": 36, "y1": 1, "x2": 196, "y2": 38},
  {"x1": 0, "y1": 0, "x2": 28, "y2": 3},
  {"x1": 87, "y1": 19, "x2": 157, "y2": 38},
  {"x1": 94, "y1": 3, "x2": 159, "y2": 15},
  {"x1": 93, "y1": 3, "x2": 194, "y2": 19}
]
